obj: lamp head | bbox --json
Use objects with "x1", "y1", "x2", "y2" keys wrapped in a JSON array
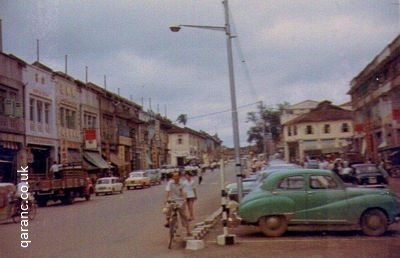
[{"x1": 169, "y1": 25, "x2": 181, "y2": 32}]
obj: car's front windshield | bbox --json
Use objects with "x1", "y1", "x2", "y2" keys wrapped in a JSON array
[
  {"x1": 355, "y1": 166, "x2": 379, "y2": 175},
  {"x1": 130, "y1": 173, "x2": 143, "y2": 177},
  {"x1": 97, "y1": 179, "x2": 110, "y2": 184}
]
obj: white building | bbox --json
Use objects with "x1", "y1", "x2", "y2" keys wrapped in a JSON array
[{"x1": 23, "y1": 62, "x2": 58, "y2": 174}]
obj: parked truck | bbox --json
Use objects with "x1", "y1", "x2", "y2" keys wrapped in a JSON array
[{"x1": 29, "y1": 163, "x2": 93, "y2": 207}]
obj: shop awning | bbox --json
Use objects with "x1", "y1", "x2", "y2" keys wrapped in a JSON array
[
  {"x1": 146, "y1": 154, "x2": 153, "y2": 165},
  {"x1": 83, "y1": 151, "x2": 110, "y2": 169},
  {"x1": 83, "y1": 160, "x2": 98, "y2": 171},
  {"x1": 377, "y1": 141, "x2": 388, "y2": 149},
  {"x1": 110, "y1": 153, "x2": 124, "y2": 167}
]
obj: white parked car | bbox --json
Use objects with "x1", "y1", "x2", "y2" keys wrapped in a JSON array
[
  {"x1": 95, "y1": 177, "x2": 123, "y2": 196},
  {"x1": 125, "y1": 171, "x2": 151, "y2": 189}
]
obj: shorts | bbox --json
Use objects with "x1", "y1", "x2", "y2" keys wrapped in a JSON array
[{"x1": 186, "y1": 197, "x2": 196, "y2": 202}]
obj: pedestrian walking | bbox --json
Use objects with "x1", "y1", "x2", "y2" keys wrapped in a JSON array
[
  {"x1": 182, "y1": 172, "x2": 197, "y2": 221},
  {"x1": 198, "y1": 166, "x2": 205, "y2": 185}
]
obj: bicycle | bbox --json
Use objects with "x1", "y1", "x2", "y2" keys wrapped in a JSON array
[
  {"x1": 167, "y1": 200, "x2": 181, "y2": 249},
  {"x1": 12, "y1": 197, "x2": 37, "y2": 223}
]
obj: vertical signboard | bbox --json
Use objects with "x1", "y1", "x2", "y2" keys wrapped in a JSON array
[{"x1": 85, "y1": 128, "x2": 97, "y2": 149}]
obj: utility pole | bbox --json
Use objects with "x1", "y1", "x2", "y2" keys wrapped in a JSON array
[
  {"x1": 64, "y1": 55, "x2": 68, "y2": 75},
  {"x1": 0, "y1": 20, "x2": 3, "y2": 53},
  {"x1": 85, "y1": 66, "x2": 88, "y2": 83},
  {"x1": 223, "y1": 0, "x2": 243, "y2": 202},
  {"x1": 36, "y1": 39, "x2": 40, "y2": 62}
]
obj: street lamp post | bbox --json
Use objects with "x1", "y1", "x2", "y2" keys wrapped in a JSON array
[{"x1": 170, "y1": 0, "x2": 243, "y2": 201}]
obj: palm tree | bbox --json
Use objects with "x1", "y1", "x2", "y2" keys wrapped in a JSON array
[{"x1": 176, "y1": 114, "x2": 188, "y2": 126}]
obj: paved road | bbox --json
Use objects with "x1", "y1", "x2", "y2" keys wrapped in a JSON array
[
  {"x1": 2, "y1": 164, "x2": 400, "y2": 258},
  {"x1": 0, "y1": 165, "x2": 235, "y2": 258},
  {"x1": 194, "y1": 176, "x2": 400, "y2": 258}
]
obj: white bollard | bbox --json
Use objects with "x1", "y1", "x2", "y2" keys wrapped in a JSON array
[{"x1": 217, "y1": 159, "x2": 237, "y2": 245}]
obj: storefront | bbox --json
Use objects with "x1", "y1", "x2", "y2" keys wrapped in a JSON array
[
  {"x1": 0, "y1": 138, "x2": 23, "y2": 183},
  {"x1": 26, "y1": 136, "x2": 58, "y2": 175}
]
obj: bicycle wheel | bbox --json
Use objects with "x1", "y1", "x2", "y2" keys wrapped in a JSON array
[
  {"x1": 28, "y1": 202, "x2": 37, "y2": 220},
  {"x1": 168, "y1": 214, "x2": 177, "y2": 249},
  {"x1": 12, "y1": 207, "x2": 21, "y2": 223}
]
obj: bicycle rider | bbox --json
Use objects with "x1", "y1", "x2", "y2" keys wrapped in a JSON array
[{"x1": 164, "y1": 171, "x2": 191, "y2": 236}]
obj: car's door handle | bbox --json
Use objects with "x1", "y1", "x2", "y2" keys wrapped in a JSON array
[{"x1": 307, "y1": 191, "x2": 315, "y2": 195}]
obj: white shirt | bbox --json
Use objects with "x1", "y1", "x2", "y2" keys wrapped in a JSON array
[
  {"x1": 182, "y1": 178, "x2": 196, "y2": 198},
  {"x1": 50, "y1": 164, "x2": 59, "y2": 172},
  {"x1": 165, "y1": 179, "x2": 185, "y2": 204}
]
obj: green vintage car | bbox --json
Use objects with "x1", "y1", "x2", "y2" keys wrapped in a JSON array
[{"x1": 238, "y1": 169, "x2": 400, "y2": 237}]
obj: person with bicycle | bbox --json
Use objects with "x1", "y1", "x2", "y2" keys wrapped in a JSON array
[{"x1": 164, "y1": 171, "x2": 191, "y2": 236}]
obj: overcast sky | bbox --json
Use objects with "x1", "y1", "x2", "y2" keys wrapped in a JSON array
[{"x1": 1, "y1": 0, "x2": 399, "y2": 147}]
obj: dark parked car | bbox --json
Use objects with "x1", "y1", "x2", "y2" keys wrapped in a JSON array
[{"x1": 348, "y1": 164, "x2": 388, "y2": 186}]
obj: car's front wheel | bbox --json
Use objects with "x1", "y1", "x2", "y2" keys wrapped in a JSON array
[
  {"x1": 360, "y1": 209, "x2": 388, "y2": 236},
  {"x1": 259, "y1": 215, "x2": 288, "y2": 237}
]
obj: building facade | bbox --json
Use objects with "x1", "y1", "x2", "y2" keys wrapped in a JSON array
[
  {"x1": 23, "y1": 62, "x2": 58, "y2": 175},
  {"x1": 348, "y1": 35, "x2": 400, "y2": 162},
  {"x1": 0, "y1": 53, "x2": 25, "y2": 183},
  {"x1": 283, "y1": 101, "x2": 353, "y2": 163},
  {"x1": 54, "y1": 72, "x2": 82, "y2": 165}
]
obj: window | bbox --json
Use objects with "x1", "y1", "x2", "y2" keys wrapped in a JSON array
[
  {"x1": 306, "y1": 125, "x2": 313, "y2": 135},
  {"x1": 0, "y1": 89, "x2": 6, "y2": 115},
  {"x1": 278, "y1": 176, "x2": 304, "y2": 190},
  {"x1": 341, "y1": 123, "x2": 349, "y2": 133},
  {"x1": 293, "y1": 125, "x2": 297, "y2": 135},
  {"x1": 37, "y1": 100, "x2": 43, "y2": 123},
  {"x1": 69, "y1": 111, "x2": 76, "y2": 129},
  {"x1": 177, "y1": 134, "x2": 183, "y2": 144},
  {"x1": 310, "y1": 175, "x2": 338, "y2": 189},
  {"x1": 60, "y1": 108, "x2": 65, "y2": 127},
  {"x1": 35, "y1": 73, "x2": 39, "y2": 83},
  {"x1": 44, "y1": 103, "x2": 50, "y2": 124},
  {"x1": 324, "y1": 124, "x2": 330, "y2": 134},
  {"x1": 29, "y1": 98, "x2": 35, "y2": 121},
  {"x1": 288, "y1": 127, "x2": 292, "y2": 136}
]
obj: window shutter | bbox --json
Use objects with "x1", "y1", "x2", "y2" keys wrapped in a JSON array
[
  {"x1": 4, "y1": 99, "x2": 13, "y2": 116},
  {"x1": 15, "y1": 102, "x2": 23, "y2": 117}
]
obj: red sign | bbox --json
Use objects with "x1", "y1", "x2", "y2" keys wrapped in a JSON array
[
  {"x1": 85, "y1": 129, "x2": 96, "y2": 140},
  {"x1": 393, "y1": 109, "x2": 400, "y2": 122},
  {"x1": 354, "y1": 124, "x2": 364, "y2": 133}
]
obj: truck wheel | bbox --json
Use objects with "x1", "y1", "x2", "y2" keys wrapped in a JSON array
[
  {"x1": 62, "y1": 191, "x2": 74, "y2": 205},
  {"x1": 37, "y1": 197, "x2": 48, "y2": 207},
  {"x1": 361, "y1": 209, "x2": 388, "y2": 236},
  {"x1": 85, "y1": 194, "x2": 91, "y2": 201},
  {"x1": 259, "y1": 215, "x2": 288, "y2": 237}
]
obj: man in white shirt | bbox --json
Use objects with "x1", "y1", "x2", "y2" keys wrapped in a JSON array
[
  {"x1": 164, "y1": 172, "x2": 190, "y2": 236},
  {"x1": 50, "y1": 161, "x2": 60, "y2": 179}
]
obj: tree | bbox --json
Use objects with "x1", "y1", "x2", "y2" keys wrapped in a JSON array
[
  {"x1": 246, "y1": 101, "x2": 289, "y2": 153},
  {"x1": 176, "y1": 114, "x2": 188, "y2": 126}
]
